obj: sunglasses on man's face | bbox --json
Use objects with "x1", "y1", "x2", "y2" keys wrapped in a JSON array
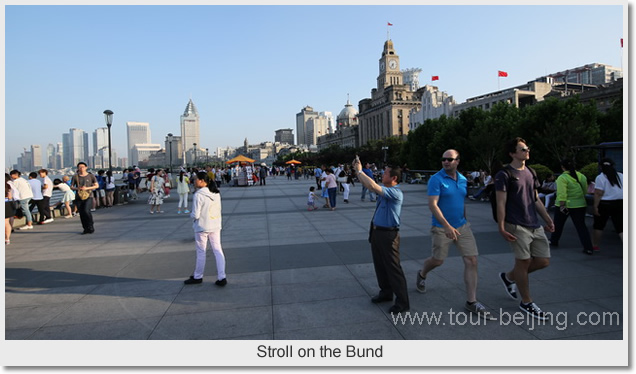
[
  {"x1": 441, "y1": 157, "x2": 457, "y2": 162},
  {"x1": 518, "y1": 147, "x2": 530, "y2": 153}
]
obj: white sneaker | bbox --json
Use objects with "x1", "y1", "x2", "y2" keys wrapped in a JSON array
[
  {"x1": 43, "y1": 218, "x2": 54, "y2": 224},
  {"x1": 19, "y1": 225, "x2": 33, "y2": 230}
]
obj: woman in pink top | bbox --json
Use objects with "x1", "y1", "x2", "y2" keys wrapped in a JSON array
[{"x1": 324, "y1": 168, "x2": 338, "y2": 211}]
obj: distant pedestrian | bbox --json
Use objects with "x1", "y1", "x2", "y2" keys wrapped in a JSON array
[
  {"x1": 27, "y1": 172, "x2": 46, "y2": 224},
  {"x1": 164, "y1": 169, "x2": 172, "y2": 198},
  {"x1": 307, "y1": 186, "x2": 319, "y2": 211},
  {"x1": 10, "y1": 170, "x2": 34, "y2": 231},
  {"x1": 360, "y1": 162, "x2": 377, "y2": 202},
  {"x1": 5, "y1": 177, "x2": 16, "y2": 245},
  {"x1": 184, "y1": 171, "x2": 227, "y2": 286},
  {"x1": 592, "y1": 158, "x2": 623, "y2": 249},
  {"x1": 176, "y1": 170, "x2": 191, "y2": 214},
  {"x1": 71, "y1": 162, "x2": 99, "y2": 234},
  {"x1": 148, "y1": 169, "x2": 166, "y2": 214},
  {"x1": 104, "y1": 171, "x2": 116, "y2": 207},
  {"x1": 38, "y1": 169, "x2": 54, "y2": 223},
  {"x1": 54, "y1": 179, "x2": 75, "y2": 218},
  {"x1": 324, "y1": 168, "x2": 338, "y2": 211},
  {"x1": 259, "y1": 166, "x2": 267, "y2": 186}
]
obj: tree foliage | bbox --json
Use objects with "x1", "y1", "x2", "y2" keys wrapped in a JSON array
[{"x1": 276, "y1": 95, "x2": 620, "y2": 172}]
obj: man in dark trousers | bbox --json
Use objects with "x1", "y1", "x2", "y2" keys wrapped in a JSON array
[{"x1": 353, "y1": 156, "x2": 409, "y2": 314}]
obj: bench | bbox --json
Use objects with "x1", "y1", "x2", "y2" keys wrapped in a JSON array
[{"x1": 30, "y1": 190, "x2": 72, "y2": 221}]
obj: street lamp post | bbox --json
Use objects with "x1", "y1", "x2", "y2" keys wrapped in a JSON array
[
  {"x1": 206, "y1": 148, "x2": 209, "y2": 165},
  {"x1": 193, "y1": 143, "x2": 197, "y2": 166},
  {"x1": 167, "y1": 133, "x2": 173, "y2": 172},
  {"x1": 103, "y1": 110, "x2": 114, "y2": 172},
  {"x1": 382, "y1": 146, "x2": 389, "y2": 165}
]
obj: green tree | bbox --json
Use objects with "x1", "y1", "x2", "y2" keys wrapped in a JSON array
[
  {"x1": 519, "y1": 96, "x2": 600, "y2": 170},
  {"x1": 468, "y1": 103, "x2": 519, "y2": 173},
  {"x1": 598, "y1": 96, "x2": 623, "y2": 142}
]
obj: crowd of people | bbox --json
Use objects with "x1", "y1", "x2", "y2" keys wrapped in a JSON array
[{"x1": 5, "y1": 141, "x2": 623, "y2": 322}]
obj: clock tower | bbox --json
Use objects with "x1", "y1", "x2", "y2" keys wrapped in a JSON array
[
  {"x1": 358, "y1": 38, "x2": 422, "y2": 146},
  {"x1": 377, "y1": 39, "x2": 403, "y2": 91}
]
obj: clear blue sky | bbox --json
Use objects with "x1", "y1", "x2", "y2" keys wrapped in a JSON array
[{"x1": 4, "y1": 3, "x2": 625, "y2": 168}]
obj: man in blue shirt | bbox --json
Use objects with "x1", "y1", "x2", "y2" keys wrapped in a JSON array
[
  {"x1": 353, "y1": 156, "x2": 409, "y2": 314},
  {"x1": 360, "y1": 162, "x2": 377, "y2": 202},
  {"x1": 416, "y1": 149, "x2": 495, "y2": 320},
  {"x1": 314, "y1": 166, "x2": 323, "y2": 190}
]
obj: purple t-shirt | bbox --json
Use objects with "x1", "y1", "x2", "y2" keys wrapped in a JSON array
[{"x1": 495, "y1": 166, "x2": 540, "y2": 228}]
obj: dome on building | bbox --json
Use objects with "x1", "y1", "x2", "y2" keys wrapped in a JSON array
[{"x1": 337, "y1": 98, "x2": 358, "y2": 121}]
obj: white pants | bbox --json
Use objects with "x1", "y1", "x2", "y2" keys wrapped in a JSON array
[
  {"x1": 343, "y1": 183, "x2": 350, "y2": 200},
  {"x1": 194, "y1": 231, "x2": 226, "y2": 280},
  {"x1": 179, "y1": 192, "x2": 189, "y2": 208}
]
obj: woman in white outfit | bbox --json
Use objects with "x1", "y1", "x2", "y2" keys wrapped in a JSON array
[
  {"x1": 184, "y1": 171, "x2": 227, "y2": 286},
  {"x1": 176, "y1": 171, "x2": 190, "y2": 214}
]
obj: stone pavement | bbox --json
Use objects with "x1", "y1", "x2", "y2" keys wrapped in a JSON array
[{"x1": 4, "y1": 177, "x2": 624, "y2": 340}]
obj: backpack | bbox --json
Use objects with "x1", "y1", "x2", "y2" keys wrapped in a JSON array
[{"x1": 489, "y1": 165, "x2": 538, "y2": 223}]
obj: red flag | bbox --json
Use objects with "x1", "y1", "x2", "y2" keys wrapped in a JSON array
[
  {"x1": 498, "y1": 70, "x2": 508, "y2": 77},
  {"x1": 431, "y1": 76, "x2": 439, "y2": 81},
  {"x1": 621, "y1": 38, "x2": 623, "y2": 47},
  {"x1": 387, "y1": 22, "x2": 393, "y2": 26}
]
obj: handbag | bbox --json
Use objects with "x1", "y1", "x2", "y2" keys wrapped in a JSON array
[{"x1": 77, "y1": 189, "x2": 91, "y2": 200}]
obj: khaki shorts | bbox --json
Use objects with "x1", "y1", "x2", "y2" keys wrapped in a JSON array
[
  {"x1": 431, "y1": 222, "x2": 479, "y2": 260},
  {"x1": 504, "y1": 222, "x2": 551, "y2": 260}
]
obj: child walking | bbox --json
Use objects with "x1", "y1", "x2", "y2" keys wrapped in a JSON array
[
  {"x1": 184, "y1": 171, "x2": 227, "y2": 286},
  {"x1": 307, "y1": 186, "x2": 320, "y2": 211}
]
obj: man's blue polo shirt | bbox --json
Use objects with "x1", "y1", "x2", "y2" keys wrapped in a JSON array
[
  {"x1": 428, "y1": 169, "x2": 467, "y2": 228},
  {"x1": 373, "y1": 185, "x2": 403, "y2": 227}
]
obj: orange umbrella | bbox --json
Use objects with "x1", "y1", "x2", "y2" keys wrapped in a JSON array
[
  {"x1": 285, "y1": 159, "x2": 302, "y2": 165},
  {"x1": 226, "y1": 155, "x2": 255, "y2": 164}
]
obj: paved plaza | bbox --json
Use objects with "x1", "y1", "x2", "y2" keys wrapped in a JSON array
[{"x1": 4, "y1": 176, "x2": 624, "y2": 340}]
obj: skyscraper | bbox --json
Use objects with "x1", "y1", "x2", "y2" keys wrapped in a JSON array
[
  {"x1": 126, "y1": 122, "x2": 151, "y2": 163},
  {"x1": 93, "y1": 127, "x2": 109, "y2": 168},
  {"x1": 68, "y1": 128, "x2": 88, "y2": 166},
  {"x1": 296, "y1": 106, "x2": 318, "y2": 146},
  {"x1": 46, "y1": 143, "x2": 55, "y2": 169},
  {"x1": 62, "y1": 133, "x2": 71, "y2": 168},
  {"x1": 180, "y1": 99, "x2": 200, "y2": 154},
  {"x1": 31, "y1": 145, "x2": 42, "y2": 171}
]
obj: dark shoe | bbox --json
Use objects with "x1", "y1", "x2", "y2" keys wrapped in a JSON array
[
  {"x1": 371, "y1": 295, "x2": 393, "y2": 303},
  {"x1": 549, "y1": 239, "x2": 558, "y2": 247},
  {"x1": 499, "y1": 272, "x2": 518, "y2": 300},
  {"x1": 388, "y1": 304, "x2": 409, "y2": 313},
  {"x1": 184, "y1": 276, "x2": 202, "y2": 285},
  {"x1": 583, "y1": 248, "x2": 593, "y2": 255},
  {"x1": 215, "y1": 278, "x2": 227, "y2": 287}
]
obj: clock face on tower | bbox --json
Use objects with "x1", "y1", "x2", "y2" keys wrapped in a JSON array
[
  {"x1": 380, "y1": 61, "x2": 385, "y2": 71},
  {"x1": 389, "y1": 59, "x2": 398, "y2": 70}
]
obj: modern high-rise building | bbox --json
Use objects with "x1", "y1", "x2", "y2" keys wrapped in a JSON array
[
  {"x1": 68, "y1": 128, "x2": 89, "y2": 166},
  {"x1": 296, "y1": 106, "x2": 318, "y2": 146},
  {"x1": 164, "y1": 134, "x2": 183, "y2": 170},
  {"x1": 46, "y1": 143, "x2": 55, "y2": 169},
  {"x1": 275, "y1": 129, "x2": 294, "y2": 145},
  {"x1": 62, "y1": 133, "x2": 71, "y2": 168},
  {"x1": 31, "y1": 145, "x2": 42, "y2": 171},
  {"x1": 131, "y1": 144, "x2": 161, "y2": 166},
  {"x1": 93, "y1": 127, "x2": 109, "y2": 168},
  {"x1": 126, "y1": 122, "x2": 151, "y2": 163},
  {"x1": 180, "y1": 99, "x2": 200, "y2": 154}
]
